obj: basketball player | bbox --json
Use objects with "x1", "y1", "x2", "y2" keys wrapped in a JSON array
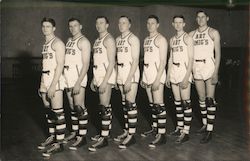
[
  {"x1": 114, "y1": 16, "x2": 140, "y2": 149},
  {"x1": 141, "y1": 15, "x2": 168, "y2": 148},
  {"x1": 63, "y1": 18, "x2": 91, "y2": 150},
  {"x1": 88, "y1": 16, "x2": 116, "y2": 152},
  {"x1": 166, "y1": 15, "x2": 194, "y2": 143},
  {"x1": 189, "y1": 10, "x2": 221, "y2": 143},
  {"x1": 37, "y1": 17, "x2": 66, "y2": 158}
]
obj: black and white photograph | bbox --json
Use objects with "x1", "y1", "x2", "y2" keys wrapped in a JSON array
[{"x1": 1, "y1": 0, "x2": 249, "y2": 160}]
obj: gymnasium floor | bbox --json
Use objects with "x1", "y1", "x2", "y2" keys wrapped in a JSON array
[{"x1": 1, "y1": 78, "x2": 249, "y2": 161}]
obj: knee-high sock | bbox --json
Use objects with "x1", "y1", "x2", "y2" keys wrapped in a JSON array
[
  {"x1": 182, "y1": 100, "x2": 192, "y2": 134},
  {"x1": 126, "y1": 101, "x2": 137, "y2": 134},
  {"x1": 45, "y1": 106, "x2": 55, "y2": 136},
  {"x1": 78, "y1": 107, "x2": 88, "y2": 136},
  {"x1": 71, "y1": 110, "x2": 79, "y2": 133},
  {"x1": 175, "y1": 100, "x2": 184, "y2": 130},
  {"x1": 101, "y1": 105, "x2": 112, "y2": 137},
  {"x1": 54, "y1": 108, "x2": 66, "y2": 142},
  {"x1": 122, "y1": 101, "x2": 128, "y2": 130},
  {"x1": 206, "y1": 98, "x2": 216, "y2": 131},
  {"x1": 199, "y1": 100, "x2": 207, "y2": 125},
  {"x1": 154, "y1": 104, "x2": 166, "y2": 134},
  {"x1": 150, "y1": 103, "x2": 157, "y2": 129}
]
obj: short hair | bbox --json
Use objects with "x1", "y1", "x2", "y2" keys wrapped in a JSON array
[
  {"x1": 68, "y1": 17, "x2": 81, "y2": 24},
  {"x1": 173, "y1": 15, "x2": 185, "y2": 22},
  {"x1": 196, "y1": 10, "x2": 209, "y2": 17},
  {"x1": 96, "y1": 16, "x2": 109, "y2": 24},
  {"x1": 147, "y1": 15, "x2": 159, "y2": 23},
  {"x1": 120, "y1": 15, "x2": 132, "y2": 23},
  {"x1": 41, "y1": 17, "x2": 56, "y2": 27}
]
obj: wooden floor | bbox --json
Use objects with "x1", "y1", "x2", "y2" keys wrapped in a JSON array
[{"x1": 1, "y1": 79, "x2": 250, "y2": 161}]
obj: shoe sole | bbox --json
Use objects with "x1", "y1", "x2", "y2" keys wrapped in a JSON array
[
  {"x1": 88, "y1": 147, "x2": 97, "y2": 152},
  {"x1": 118, "y1": 145, "x2": 127, "y2": 149},
  {"x1": 148, "y1": 144, "x2": 156, "y2": 148}
]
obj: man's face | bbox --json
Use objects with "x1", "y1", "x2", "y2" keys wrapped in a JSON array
[
  {"x1": 172, "y1": 17, "x2": 185, "y2": 31},
  {"x1": 69, "y1": 20, "x2": 82, "y2": 36},
  {"x1": 96, "y1": 18, "x2": 108, "y2": 33},
  {"x1": 42, "y1": 22, "x2": 55, "y2": 36},
  {"x1": 118, "y1": 17, "x2": 131, "y2": 33},
  {"x1": 147, "y1": 18, "x2": 159, "y2": 33},
  {"x1": 196, "y1": 12, "x2": 209, "y2": 27}
]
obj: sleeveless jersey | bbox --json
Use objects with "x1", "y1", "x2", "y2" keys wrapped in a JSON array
[
  {"x1": 116, "y1": 32, "x2": 133, "y2": 65},
  {"x1": 42, "y1": 37, "x2": 57, "y2": 71},
  {"x1": 143, "y1": 34, "x2": 160, "y2": 67},
  {"x1": 193, "y1": 27, "x2": 214, "y2": 60},
  {"x1": 171, "y1": 32, "x2": 188, "y2": 65}
]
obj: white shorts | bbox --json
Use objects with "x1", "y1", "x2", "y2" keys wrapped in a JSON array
[
  {"x1": 170, "y1": 62, "x2": 192, "y2": 84},
  {"x1": 39, "y1": 71, "x2": 66, "y2": 93},
  {"x1": 193, "y1": 57, "x2": 215, "y2": 80},
  {"x1": 117, "y1": 63, "x2": 140, "y2": 85},
  {"x1": 64, "y1": 65, "x2": 87, "y2": 88},
  {"x1": 93, "y1": 66, "x2": 116, "y2": 87},
  {"x1": 142, "y1": 63, "x2": 166, "y2": 85}
]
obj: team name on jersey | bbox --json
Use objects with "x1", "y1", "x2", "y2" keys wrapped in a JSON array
[
  {"x1": 65, "y1": 41, "x2": 76, "y2": 55},
  {"x1": 144, "y1": 39, "x2": 153, "y2": 52},
  {"x1": 194, "y1": 33, "x2": 209, "y2": 46},
  {"x1": 93, "y1": 40, "x2": 103, "y2": 54},
  {"x1": 42, "y1": 45, "x2": 53, "y2": 59},
  {"x1": 172, "y1": 39, "x2": 183, "y2": 52},
  {"x1": 117, "y1": 39, "x2": 128, "y2": 53}
]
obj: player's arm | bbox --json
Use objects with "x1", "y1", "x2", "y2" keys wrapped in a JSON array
[
  {"x1": 166, "y1": 38, "x2": 173, "y2": 87},
  {"x1": 102, "y1": 35, "x2": 116, "y2": 85},
  {"x1": 183, "y1": 34, "x2": 194, "y2": 81},
  {"x1": 48, "y1": 39, "x2": 65, "y2": 97},
  {"x1": 76, "y1": 37, "x2": 91, "y2": 85},
  {"x1": 211, "y1": 29, "x2": 221, "y2": 76},
  {"x1": 155, "y1": 36, "x2": 168, "y2": 83},
  {"x1": 126, "y1": 35, "x2": 140, "y2": 83}
]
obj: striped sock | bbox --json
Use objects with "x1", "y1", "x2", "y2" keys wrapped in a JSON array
[
  {"x1": 182, "y1": 100, "x2": 192, "y2": 134},
  {"x1": 155, "y1": 104, "x2": 166, "y2": 134},
  {"x1": 199, "y1": 100, "x2": 207, "y2": 125},
  {"x1": 54, "y1": 108, "x2": 66, "y2": 143},
  {"x1": 150, "y1": 103, "x2": 157, "y2": 129},
  {"x1": 175, "y1": 100, "x2": 184, "y2": 130},
  {"x1": 71, "y1": 111, "x2": 79, "y2": 134},
  {"x1": 78, "y1": 107, "x2": 88, "y2": 136},
  {"x1": 206, "y1": 98, "x2": 216, "y2": 131},
  {"x1": 122, "y1": 101, "x2": 128, "y2": 130},
  {"x1": 101, "y1": 105, "x2": 112, "y2": 137},
  {"x1": 127, "y1": 102, "x2": 138, "y2": 134}
]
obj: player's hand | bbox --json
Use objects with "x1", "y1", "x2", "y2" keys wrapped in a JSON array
[
  {"x1": 165, "y1": 77, "x2": 171, "y2": 88},
  {"x1": 47, "y1": 85, "x2": 56, "y2": 99},
  {"x1": 180, "y1": 78, "x2": 189, "y2": 89},
  {"x1": 73, "y1": 82, "x2": 81, "y2": 95},
  {"x1": 211, "y1": 73, "x2": 218, "y2": 85},
  {"x1": 124, "y1": 80, "x2": 132, "y2": 94},
  {"x1": 99, "y1": 82, "x2": 107, "y2": 94},
  {"x1": 152, "y1": 80, "x2": 160, "y2": 91},
  {"x1": 140, "y1": 80, "x2": 146, "y2": 89},
  {"x1": 90, "y1": 79, "x2": 97, "y2": 92}
]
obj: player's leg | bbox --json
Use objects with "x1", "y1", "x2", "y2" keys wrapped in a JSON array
[
  {"x1": 37, "y1": 92, "x2": 56, "y2": 150},
  {"x1": 119, "y1": 83, "x2": 138, "y2": 149},
  {"x1": 88, "y1": 84, "x2": 112, "y2": 152},
  {"x1": 194, "y1": 80, "x2": 207, "y2": 134},
  {"x1": 69, "y1": 87, "x2": 88, "y2": 150},
  {"x1": 114, "y1": 85, "x2": 128, "y2": 142},
  {"x1": 63, "y1": 89, "x2": 78, "y2": 144},
  {"x1": 42, "y1": 90, "x2": 65, "y2": 157},
  {"x1": 141, "y1": 86, "x2": 156, "y2": 137},
  {"x1": 200, "y1": 78, "x2": 216, "y2": 143},
  {"x1": 169, "y1": 83, "x2": 183, "y2": 136},
  {"x1": 176, "y1": 83, "x2": 192, "y2": 144},
  {"x1": 148, "y1": 84, "x2": 166, "y2": 148}
]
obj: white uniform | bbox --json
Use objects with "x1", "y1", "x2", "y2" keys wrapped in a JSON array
[
  {"x1": 40, "y1": 37, "x2": 66, "y2": 93},
  {"x1": 193, "y1": 27, "x2": 215, "y2": 80},
  {"x1": 116, "y1": 32, "x2": 140, "y2": 85},
  {"x1": 170, "y1": 33, "x2": 192, "y2": 84},
  {"x1": 93, "y1": 33, "x2": 116, "y2": 87},
  {"x1": 64, "y1": 36, "x2": 88, "y2": 88},
  {"x1": 142, "y1": 34, "x2": 166, "y2": 85}
]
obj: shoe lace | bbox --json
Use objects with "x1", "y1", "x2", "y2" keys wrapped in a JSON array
[
  {"x1": 93, "y1": 137, "x2": 104, "y2": 147},
  {"x1": 152, "y1": 134, "x2": 161, "y2": 144},
  {"x1": 47, "y1": 143, "x2": 59, "y2": 153},
  {"x1": 42, "y1": 135, "x2": 54, "y2": 146},
  {"x1": 117, "y1": 130, "x2": 128, "y2": 139},
  {"x1": 72, "y1": 136, "x2": 82, "y2": 146},
  {"x1": 122, "y1": 135, "x2": 132, "y2": 145}
]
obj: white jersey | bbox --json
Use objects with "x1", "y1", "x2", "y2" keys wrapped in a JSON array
[
  {"x1": 142, "y1": 34, "x2": 166, "y2": 85},
  {"x1": 170, "y1": 33, "x2": 192, "y2": 84},
  {"x1": 93, "y1": 33, "x2": 116, "y2": 87},
  {"x1": 193, "y1": 27, "x2": 214, "y2": 60},
  {"x1": 116, "y1": 32, "x2": 140, "y2": 85},
  {"x1": 64, "y1": 35, "x2": 87, "y2": 88},
  {"x1": 40, "y1": 37, "x2": 65, "y2": 92}
]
